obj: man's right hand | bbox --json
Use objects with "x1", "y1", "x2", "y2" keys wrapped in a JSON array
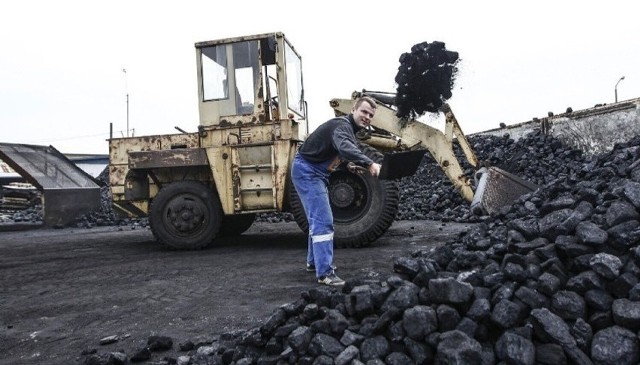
[
  {"x1": 347, "y1": 162, "x2": 367, "y2": 175},
  {"x1": 368, "y1": 162, "x2": 381, "y2": 177}
]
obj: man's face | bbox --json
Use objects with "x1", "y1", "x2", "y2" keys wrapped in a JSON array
[{"x1": 352, "y1": 102, "x2": 376, "y2": 128}]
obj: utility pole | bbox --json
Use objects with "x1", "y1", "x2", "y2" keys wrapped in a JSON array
[{"x1": 123, "y1": 68, "x2": 130, "y2": 137}]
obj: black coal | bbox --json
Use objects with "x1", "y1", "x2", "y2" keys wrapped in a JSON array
[
  {"x1": 72, "y1": 168, "x2": 148, "y2": 229},
  {"x1": 395, "y1": 41, "x2": 459, "y2": 120},
  {"x1": 397, "y1": 130, "x2": 588, "y2": 223},
  {"x1": 82, "y1": 132, "x2": 640, "y2": 364}
]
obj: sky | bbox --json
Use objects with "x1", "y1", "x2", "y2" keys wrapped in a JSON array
[{"x1": 1, "y1": 0, "x2": 638, "y2": 155}]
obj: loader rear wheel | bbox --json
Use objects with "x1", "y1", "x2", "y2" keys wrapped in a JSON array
[
  {"x1": 149, "y1": 181, "x2": 222, "y2": 250},
  {"x1": 290, "y1": 145, "x2": 400, "y2": 248},
  {"x1": 219, "y1": 214, "x2": 256, "y2": 236}
]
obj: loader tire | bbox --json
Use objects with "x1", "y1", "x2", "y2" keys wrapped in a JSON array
[
  {"x1": 149, "y1": 181, "x2": 222, "y2": 250},
  {"x1": 290, "y1": 145, "x2": 400, "y2": 248},
  {"x1": 219, "y1": 213, "x2": 256, "y2": 236}
]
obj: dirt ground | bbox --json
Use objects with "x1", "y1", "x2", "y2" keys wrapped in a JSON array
[{"x1": 0, "y1": 219, "x2": 475, "y2": 365}]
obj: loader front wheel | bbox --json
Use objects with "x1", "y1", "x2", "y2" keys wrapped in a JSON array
[
  {"x1": 290, "y1": 145, "x2": 400, "y2": 248},
  {"x1": 149, "y1": 181, "x2": 222, "y2": 250}
]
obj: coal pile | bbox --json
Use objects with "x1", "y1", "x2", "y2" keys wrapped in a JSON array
[
  {"x1": 0, "y1": 204, "x2": 42, "y2": 224},
  {"x1": 397, "y1": 130, "x2": 588, "y2": 222},
  {"x1": 72, "y1": 167, "x2": 148, "y2": 229},
  {"x1": 395, "y1": 41, "x2": 459, "y2": 120},
  {"x1": 82, "y1": 134, "x2": 640, "y2": 364},
  {"x1": 256, "y1": 211, "x2": 295, "y2": 224},
  {"x1": 0, "y1": 182, "x2": 43, "y2": 225}
]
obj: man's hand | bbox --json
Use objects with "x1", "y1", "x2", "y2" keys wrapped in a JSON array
[
  {"x1": 347, "y1": 162, "x2": 381, "y2": 177},
  {"x1": 368, "y1": 162, "x2": 381, "y2": 177},
  {"x1": 347, "y1": 162, "x2": 367, "y2": 175}
]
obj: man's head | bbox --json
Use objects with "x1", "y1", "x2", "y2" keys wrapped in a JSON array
[{"x1": 351, "y1": 96, "x2": 377, "y2": 128}]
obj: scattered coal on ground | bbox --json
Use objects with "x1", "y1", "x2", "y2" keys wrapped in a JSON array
[
  {"x1": 394, "y1": 41, "x2": 459, "y2": 120},
  {"x1": 81, "y1": 131, "x2": 640, "y2": 364}
]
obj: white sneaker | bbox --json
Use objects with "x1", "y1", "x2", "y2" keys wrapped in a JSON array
[{"x1": 318, "y1": 273, "x2": 345, "y2": 286}]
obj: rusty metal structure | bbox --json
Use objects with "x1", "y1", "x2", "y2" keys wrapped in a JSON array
[
  {"x1": 107, "y1": 31, "x2": 536, "y2": 250},
  {"x1": 0, "y1": 143, "x2": 101, "y2": 226}
]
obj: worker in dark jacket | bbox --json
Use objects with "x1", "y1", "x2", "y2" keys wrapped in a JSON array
[{"x1": 291, "y1": 96, "x2": 381, "y2": 286}]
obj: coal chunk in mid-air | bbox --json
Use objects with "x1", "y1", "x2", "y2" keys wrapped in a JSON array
[{"x1": 395, "y1": 41, "x2": 459, "y2": 119}]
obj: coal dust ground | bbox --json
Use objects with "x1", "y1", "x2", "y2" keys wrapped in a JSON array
[{"x1": 0, "y1": 219, "x2": 475, "y2": 365}]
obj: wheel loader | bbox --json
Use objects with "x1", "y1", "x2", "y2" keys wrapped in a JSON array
[{"x1": 106, "y1": 32, "x2": 537, "y2": 250}]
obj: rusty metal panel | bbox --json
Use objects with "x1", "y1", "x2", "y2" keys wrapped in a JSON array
[
  {"x1": 111, "y1": 185, "x2": 125, "y2": 195},
  {"x1": 129, "y1": 148, "x2": 208, "y2": 170},
  {"x1": 164, "y1": 133, "x2": 200, "y2": 148},
  {"x1": 205, "y1": 146, "x2": 234, "y2": 214},
  {"x1": 109, "y1": 139, "x2": 131, "y2": 165},
  {"x1": 200, "y1": 124, "x2": 279, "y2": 148},
  {"x1": 272, "y1": 140, "x2": 295, "y2": 210},
  {"x1": 109, "y1": 165, "x2": 127, "y2": 187},
  {"x1": 236, "y1": 145, "x2": 271, "y2": 165},
  {"x1": 109, "y1": 133, "x2": 200, "y2": 162},
  {"x1": 109, "y1": 133, "x2": 201, "y2": 203}
]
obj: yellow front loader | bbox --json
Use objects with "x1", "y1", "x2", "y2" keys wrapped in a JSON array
[{"x1": 107, "y1": 32, "x2": 536, "y2": 250}]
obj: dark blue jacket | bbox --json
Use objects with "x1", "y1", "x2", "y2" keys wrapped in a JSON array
[{"x1": 298, "y1": 114, "x2": 374, "y2": 167}]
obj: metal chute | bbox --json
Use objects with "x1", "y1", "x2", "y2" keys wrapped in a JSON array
[{"x1": 0, "y1": 143, "x2": 101, "y2": 227}]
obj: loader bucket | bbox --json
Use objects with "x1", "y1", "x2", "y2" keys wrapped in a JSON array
[
  {"x1": 470, "y1": 166, "x2": 539, "y2": 216},
  {"x1": 379, "y1": 149, "x2": 428, "y2": 180},
  {"x1": 0, "y1": 143, "x2": 101, "y2": 227}
]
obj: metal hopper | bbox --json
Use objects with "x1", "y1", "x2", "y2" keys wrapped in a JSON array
[{"x1": 0, "y1": 143, "x2": 101, "y2": 227}]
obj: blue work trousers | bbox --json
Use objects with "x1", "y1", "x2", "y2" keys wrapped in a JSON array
[{"x1": 291, "y1": 153, "x2": 335, "y2": 278}]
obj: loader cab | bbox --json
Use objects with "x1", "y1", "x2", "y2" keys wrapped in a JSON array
[{"x1": 195, "y1": 32, "x2": 307, "y2": 138}]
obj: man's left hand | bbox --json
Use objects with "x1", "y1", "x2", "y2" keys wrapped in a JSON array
[{"x1": 368, "y1": 163, "x2": 381, "y2": 177}]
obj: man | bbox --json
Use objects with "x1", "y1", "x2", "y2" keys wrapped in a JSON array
[{"x1": 291, "y1": 96, "x2": 382, "y2": 286}]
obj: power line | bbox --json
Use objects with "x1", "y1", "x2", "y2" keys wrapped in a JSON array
[{"x1": 24, "y1": 130, "x2": 130, "y2": 144}]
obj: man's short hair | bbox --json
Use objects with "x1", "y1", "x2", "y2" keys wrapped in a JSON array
[{"x1": 354, "y1": 96, "x2": 377, "y2": 110}]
